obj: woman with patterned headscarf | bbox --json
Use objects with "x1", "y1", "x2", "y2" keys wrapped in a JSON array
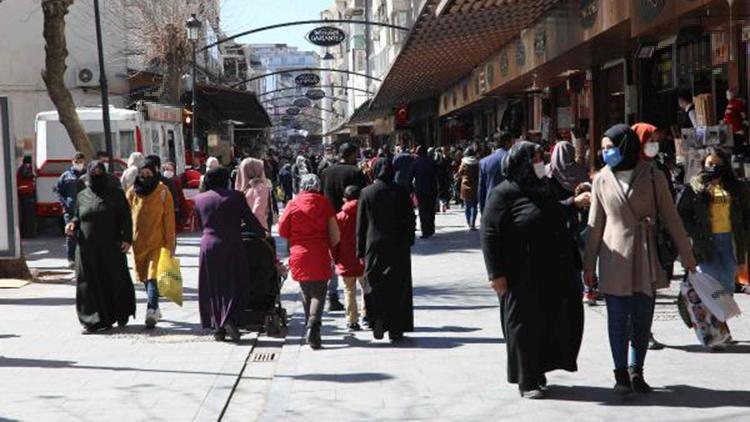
[{"x1": 481, "y1": 141, "x2": 584, "y2": 399}]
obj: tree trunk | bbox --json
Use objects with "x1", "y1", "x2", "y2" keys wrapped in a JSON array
[
  {"x1": 159, "y1": 23, "x2": 185, "y2": 105},
  {"x1": 0, "y1": 257, "x2": 33, "y2": 280},
  {"x1": 41, "y1": 0, "x2": 95, "y2": 159}
]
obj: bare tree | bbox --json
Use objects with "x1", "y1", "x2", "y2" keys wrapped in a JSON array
[
  {"x1": 123, "y1": 0, "x2": 220, "y2": 105},
  {"x1": 41, "y1": 0, "x2": 95, "y2": 159}
]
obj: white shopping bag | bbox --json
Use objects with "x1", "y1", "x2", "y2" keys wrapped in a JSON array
[
  {"x1": 680, "y1": 280, "x2": 732, "y2": 347},
  {"x1": 688, "y1": 271, "x2": 742, "y2": 322}
]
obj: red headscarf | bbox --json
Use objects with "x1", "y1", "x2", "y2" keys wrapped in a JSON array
[{"x1": 631, "y1": 123, "x2": 657, "y2": 160}]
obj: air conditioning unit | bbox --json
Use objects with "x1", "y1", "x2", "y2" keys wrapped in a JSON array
[{"x1": 75, "y1": 66, "x2": 100, "y2": 87}]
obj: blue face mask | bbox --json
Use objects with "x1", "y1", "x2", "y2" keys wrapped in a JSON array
[{"x1": 602, "y1": 147, "x2": 623, "y2": 168}]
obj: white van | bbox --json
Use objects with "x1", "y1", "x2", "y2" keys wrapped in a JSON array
[{"x1": 34, "y1": 103, "x2": 186, "y2": 217}]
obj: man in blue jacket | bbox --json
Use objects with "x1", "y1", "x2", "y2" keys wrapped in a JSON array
[
  {"x1": 392, "y1": 145, "x2": 415, "y2": 192},
  {"x1": 479, "y1": 133, "x2": 512, "y2": 213},
  {"x1": 412, "y1": 145, "x2": 438, "y2": 238},
  {"x1": 55, "y1": 152, "x2": 86, "y2": 267}
]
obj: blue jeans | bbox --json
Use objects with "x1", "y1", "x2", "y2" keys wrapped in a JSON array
[
  {"x1": 699, "y1": 232, "x2": 737, "y2": 294},
  {"x1": 328, "y1": 261, "x2": 339, "y2": 300},
  {"x1": 605, "y1": 293, "x2": 654, "y2": 370},
  {"x1": 63, "y1": 212, "x2": 77, "y2": 262},
  {"x1": 145, "y1": 279, "x2": 160, "y2": 310},
  {"x1": 464, "y1": 198, "x2": 478, "y2": 228}
]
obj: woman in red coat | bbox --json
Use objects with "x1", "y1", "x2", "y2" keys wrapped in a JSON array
[{"x1": 279, "y1": 173, "x2": 340, "y2": 349}]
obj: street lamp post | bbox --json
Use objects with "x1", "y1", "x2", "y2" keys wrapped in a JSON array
[
  {"x1": 186, "y1": 14, "x2": 202, "y2": 155},
  {"x1": 93, "y1": 0, "x2": 113, "y2": 171}
]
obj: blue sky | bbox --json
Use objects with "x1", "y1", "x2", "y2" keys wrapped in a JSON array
[{"x1": 220, "y1": 0, "x2": 332, "y2": 50}]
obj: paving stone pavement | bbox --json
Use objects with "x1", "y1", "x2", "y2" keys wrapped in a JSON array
[
  {"x1": 250, "y1": 208, "x2": 750, "y2": 422},
  {"x1": 0, "y1": 234, "x2": 257, "y2": 421}
]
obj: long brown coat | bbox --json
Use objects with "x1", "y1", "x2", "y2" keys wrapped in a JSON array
[
  {"x1": 584, "y1": 161, "x2": 696, "y2": 296},
  {"x1": 458, "y1": 157, "x2": 479, "y2": 201}
]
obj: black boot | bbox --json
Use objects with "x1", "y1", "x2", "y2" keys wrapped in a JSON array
[
  {"x1": 629, "y1": 367, "x2": 652, "y2": 394},
  {"x1": 613, "y1": 369, "x2": 632, "y2": 395},
  {"x1": 306, "y1": 318, "x2": 322, "y2": 349}
]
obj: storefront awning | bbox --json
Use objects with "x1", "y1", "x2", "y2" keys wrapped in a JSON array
[
  {"x1": 197, "y1": 84, "x2": 271, "y2": 128},
  {"x1": 371, "y1": 0, "x2": 560, "y2": 108}
]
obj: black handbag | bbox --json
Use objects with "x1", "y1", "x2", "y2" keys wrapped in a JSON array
[{"x1": 650, "y1": 167, "x2": 678, "y2": 272}]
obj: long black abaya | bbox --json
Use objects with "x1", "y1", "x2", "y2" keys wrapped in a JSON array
[
  {"x1": 357, "y1": 160, "x2": 416, "y2": 336},
  {"x1": 481, "y1": 142, "x2": 583, "y2": 390},
  {"x1": 75, "y1": 183, "x2": 136, "y2": 329}
]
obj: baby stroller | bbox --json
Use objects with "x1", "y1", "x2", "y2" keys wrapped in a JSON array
[{"x1": 241, "y1": 229, "x2": 287, "y2": 334}]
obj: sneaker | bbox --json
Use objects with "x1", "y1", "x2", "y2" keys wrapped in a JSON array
[
  {"x1": 348, "y1": 322, "x2": 362, "y2": 332},
  {"x1": 327, "y1": 297, "x2": 345, "y2": 312},
  {"x1": 117, "y1": 317, "x2": 129, "y2": 328},
  {"x1": 145, "y1": 308, "x2": 161, "y2": 329},
  {"x1": 519, "y1": 388, "x2": 545, "y2": 399},
  {"x1": 584, "y1": 291, "x2": 598, "y2": 306}
]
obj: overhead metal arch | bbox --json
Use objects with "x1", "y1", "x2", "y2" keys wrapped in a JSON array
[
  {"x1": 261, "y1": 95, "x2": 349, "y2": 104},
  {"x1": 258, "y1": 85, "x2": 374, "y2": 97},
  {"x1": 231, "y1": 67, "x2": 380, "y2": 89},
  {"x1": 203, "y1": 19, "x2": 409, "y2": 52}
]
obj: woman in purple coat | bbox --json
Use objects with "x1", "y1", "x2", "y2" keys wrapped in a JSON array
[{"x1": 193, "y1": 168, "x2": 265, "y2": 342}]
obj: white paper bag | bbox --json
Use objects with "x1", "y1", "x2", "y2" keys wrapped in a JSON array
[
  {"x1": 680, "y1": 280, "x2": 732, "y2": 347},
  {"x1": 689, "y1": 271, "x2": 742, "y2": 322}
]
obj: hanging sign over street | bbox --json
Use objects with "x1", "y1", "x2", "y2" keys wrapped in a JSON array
[
  {"x1": 306, "y1": 89, "x2": 326, "y2": 100},
  {"x1": 293, "y1": 98, "x2": 312, "y2": 108},
  {"x1": 295, "y1": 73, "x2": 320, "y2": 87},
  {"x1": 0, "y1": 97, "x2": 20, "y2": 259},
  {"x1": 286, "y1": 107, "x2": 301, "y2": 116},
  {"x1": 306, "y1": 26, "x2": 347, "y2": 47}
]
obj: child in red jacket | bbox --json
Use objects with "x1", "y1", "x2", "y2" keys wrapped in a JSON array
[{"x1": 335, "y1": 185, "x2": 370, "y2": 331}]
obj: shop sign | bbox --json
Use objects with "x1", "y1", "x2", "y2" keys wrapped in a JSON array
[
  {"x1": 146, "y1": 102, "x2": 182, "y2": 123},
  {"x1": 286, "y1": 107, "x2": 301, "y2": 116},
  {"x1": 637, "y1": 0, "x2": 666, "y2": 22},
  {"x1": 306, "y1": 89, "x2": 326, "y2": 100},
  {"x1": 534, "y1": 28, "x2": 546, "y2": 57},
  {"x1": 306, "y1": 26, "x2": 347, "y2": 47},
  {"x1": 580, "y1": 0, "x2": 598, "y2": 29},
  {"x1": 499, "y1": 52, "x2": 509, "y2": 77},
  {"x1": 295, "y1": 73, "x2": 320, "y2": 87},
  {"x1": 0, "y1": 97, "x2": 20, "y2": 259},
  {"x1": 294, "y1": 98, "x2": 312, "y2": 108},
  {"x1": 515, "y1": 39, "x2": 526, "y2": 67}
]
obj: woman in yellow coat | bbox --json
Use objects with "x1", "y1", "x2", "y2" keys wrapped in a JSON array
[{"x1": 126, "y1": 158, "x2": 176, "y2": 329}]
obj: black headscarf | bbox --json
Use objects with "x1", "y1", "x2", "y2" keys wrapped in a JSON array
[
  {"x1": 134, "y1": 159, "x2": 159, "y2": 196},
  {"x1": 603, "y1": 124, "x2": 640, "y2": 172},
  {"x1": 373, "y1": 158, "x2": 395, "y2": 183},
  {"x1": 86, "y1": 160, "x2": 108, "y2": 194},
  {"x1": 204, "y1": 167, "x2": 230, "y2": 191},
  {"x1": 502, "y1": 141, "x2": 545, "y2": 190}
]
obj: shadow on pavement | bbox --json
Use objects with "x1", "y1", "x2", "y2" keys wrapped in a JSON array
[
  {"x1": 545, "y1": 384, "x2": 750, "y2": 408},
  {"x1": 322, "y1": 334, "x2": 503, "y2": 350},
  {"x1": 0, "y1": 334, "x2": 20, "y2": 340},
  {"x1": 413, "y1": 325, "x2": 481, "y2": 333},
  {"x1": 0, "y1": 356, "x2": 238, "y2": 377},
  {"x1": 665, "y1": 344, "x2": 750, "y2": 354},
  {"x1": 280, "y1": 372, "x2": 394, "y2": 383},
  {"x1": 410, "y1": 227, "x2": 481, "y2": 256}
]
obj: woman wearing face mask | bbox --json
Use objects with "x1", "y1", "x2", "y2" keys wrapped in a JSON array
[
  {"x1": 678, "y1": 148, "x2": 750, "y2": 313},
  {"x1": 162, "y1": 161, "x2": 187, "y2": 229},
  {"x1": 481, "y1": 141, "x2": 584, "y2": 399},
  {"x1": 66, "y1": 161, "x2": 136, "y2": 334},
  {"x1": 584, "y1": 124, "x2": 696, "y2": 394},
  {"x1": 126, "y1": 158, "x2": 176, "y2": 329}
]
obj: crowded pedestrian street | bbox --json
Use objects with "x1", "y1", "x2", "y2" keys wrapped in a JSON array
[{"x1": 1, "y1": 209, "x2": 749, "y2": 421}]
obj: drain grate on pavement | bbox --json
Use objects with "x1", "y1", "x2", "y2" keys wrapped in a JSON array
[{"x1": 251, "y1": 352, "x2": 276, "y2": 362}]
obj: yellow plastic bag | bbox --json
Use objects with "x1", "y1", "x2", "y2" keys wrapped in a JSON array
[{"x1": 157, "y1": 248, "x2": 183, "y2": 307}]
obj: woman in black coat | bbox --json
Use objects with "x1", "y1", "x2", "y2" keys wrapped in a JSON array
[
  {"x1": 65, "y1": 161, "x2": 136, "y2": 334},
  {"x1": 480, "y1": 142, "x2": 584, "y2": 399},
  {"x1": 357, "y1": 158, "x2": 416, "y2": 343}
]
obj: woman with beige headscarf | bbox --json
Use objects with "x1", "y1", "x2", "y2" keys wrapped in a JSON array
[{"x1": 235, "y1": 157, "x2": 272, "y2": 232}]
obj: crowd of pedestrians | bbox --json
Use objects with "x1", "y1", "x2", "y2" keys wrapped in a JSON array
[{"x1": 53, "y1": 112, "x2": 749, "y2": 399}]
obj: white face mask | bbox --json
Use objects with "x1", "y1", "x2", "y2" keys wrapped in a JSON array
[
  {"x1": 533, "y1": 162, "x2": 546, "y2": 179},
  {"x1": 727, "y1": 91, "x2": 734, "y2": 101},
  {"x1": 644, "y1": 142, "x2": 660, "y2": 158},
  {"x1": 163, "y1": 170, "x2": 174, "y2": 179},
  {"x1": 73, "y1": 163, "x2": 84, "y2": 172}
]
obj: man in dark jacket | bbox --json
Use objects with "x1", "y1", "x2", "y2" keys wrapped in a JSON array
[
  {"x1": 321, "y1": 143, "x2": 368, "y2": 311},
  {"x1": 55, "y1": 152, "x2": 87, "y2": 266},
  {"x1": 479, "y1": 133, "x2": 511, "y2": 213},
  {"x1": 393, "y1": 146, "x2": 415, "y2": 192},
  {"x1": 412, "y1": 145, "x2": 438, "y2": 238}
]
